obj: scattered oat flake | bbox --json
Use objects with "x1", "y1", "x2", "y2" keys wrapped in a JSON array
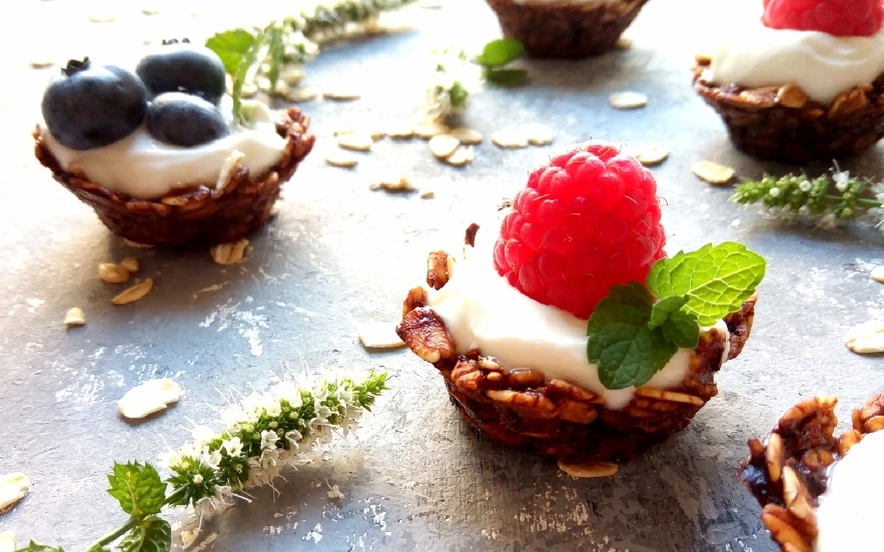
[
  {"x1": 120, "y1": 257, "x2": 140, "y2": 273},
  {"x1": 358, "y1": 322, "x2": 406, "y2": 349},
  {"x1": 327, "y1": 484, "x2": 345, "y2": 499},
  {"x1": 413, "y1": 122, "x2": 450, "y2": 139},
  {"x1": 112, "y1": 278, "x2": 154, "y2": 305},
  {"x1": 30, "y1": 59, "x2": 54, "y2": 69},
  {"x1": 141, "y1": 7, "x2": 161, "y2": 15},
  {"x1": 337, "y1": 133, "x2": 374, "y2": 152},
  {"x1": 371, "y1": 173, "x2": 414, "y2": 193},
  {"x1": 420, "y1": 189, "x2": 435, "y2": 199},
  {"x1": 210, "y1": 239, "x2": 250, "y2": 265},
  {"x1": 691, "y1": 160, "x2": 735, "y2": 185},
  {"x1": 616, "y1": 35, "x2": 634, "y2": 49},
  {"x1": 99, "y1": 262, "x2": 130, "y2": 283},
  {"x1": 285, "y1": 86, "x2": 318, "y2": 103},
  {"x1": 633, "y1": 143, "x2": 670, "y2": 166},
  {"x1": 241, "y1": 82, "x2": 258, "y2": 99},
  {"x1": 491, "y1": 129, "x2": 528, "y2": 149},
  {"x1": 0, "y1": 473, "x2": 30, "y2": 511},
  {"x1": 445, "y1": 145, "x2": 473, "y2": 166},
  {"x1": 88, "y1": 13, "x2": 115, "y2": 22},
  {"x1": 386, "y1": 123, "x2": 415, "y2": 139},
  {"x1": 429, "y1": 134, "x2": 460, "y2": 158},
  {"x1": 323, "y1": 89, "x2": 361, "y2": 101},
  {"x1": 123, "y1": 238, "x2": 154, "y2": 248},
  {"x1": 844, "y1": 320, "x2": 884, "y2": 354},
  {"x1": 325, "y1": 150, "x2": 359, "y2": 168},
  {"x1": 449, "y1": 127, "x2": 482, "y2": 145},
  {"x1": 520, "y1": 123, "x2": 553, "y2": 146},
  {"x1": 871, "y1": 266, "x2": 884, "y2": 283},
  {"x1": 557, "y1": 459, "x2": 618, "y2": 478},
  {"x1": 0, "y1": 531, "x2": 14, "y2": 552},
  {"x1": 118, "y1": 378, "x2": 182, "y2": 419},
  {"x1": 64, "y1": 307, "x2": 86, "y2": 327},
  {"x1": 609, "y1": 91, "x2": 647, "y2": 109}
]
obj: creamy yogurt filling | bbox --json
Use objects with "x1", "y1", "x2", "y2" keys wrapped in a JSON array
[
  {"x1": 424, "y1": 231, "x2": 730, "y2": 410},
  {"x1": 39, "y1": 99, "x2": 286, "y2": 200},
  {"x1": 702, "y1": 25, "x2": 884, "y2": 104},
  {"x1": 814, "y1": 429, "x2": 884, "y2": 552}
]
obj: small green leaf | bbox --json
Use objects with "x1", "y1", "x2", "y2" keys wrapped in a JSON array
[
  {"x1": 118, "y1": 517, "x2": 172, "y2": 552},
  {"x1": 205, "y1": 29, "x2": 257, "y2": 76},
  {"x1": 475, "y1": 38, "x2": 525, "y2": 66},
  {"x1": 448, "y1": 81, "x2": 469, "y2": 108},
  {"x1": 15, "y1": 542, "x2": 65, "y2": 552},
  {"x1": 485, "y1": 68, "x2": 528, "y2": 87},
  {"x1": 647, "y1": 242, "x2": 766, "y2": 326},
  {"x1": 587, "y1": 283, "x2": 678, "y2": 390},
  {"x1": 106, "y1": 461, "x2": 166, "y2": 518},
  {"x1": 648, "y1": 295, "x2": 688, "y2": 329},
  {"x1": 648, "y1": 296, "x2": 700, "y2": 349}
]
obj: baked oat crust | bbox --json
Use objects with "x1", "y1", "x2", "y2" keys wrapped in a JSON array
[{"x1": 34, "y1": 106, "x2": 316, "y2": 248}]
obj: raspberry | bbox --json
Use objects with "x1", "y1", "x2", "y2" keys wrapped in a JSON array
[
  {"x1": 493, "y1": 142, "x2": 665, "y2": 320},
  {"x1": 762, "y1": 0, "x2": 884, "y2": 37}
]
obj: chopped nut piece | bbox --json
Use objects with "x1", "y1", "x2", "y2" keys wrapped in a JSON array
[
  {"x1": 285, "y1": 86, "x2": 319, "y2": 103},
  {"x1": 870, "y1": 265, "x2": 884, "y2": 283},
  {"x1": 609, "y1": 91, "x2": 648, "y2": 109},
  {"x1": 370, "y1": 173, "x2": 414, "y2": 192},
  {"x1": 64, "y1": 307, "x2": 86, "y2": 327},
  {"x1": 337, "y1": 132, "x2": 374, "y2": 152},
  {"x1": 210, "y1": 239, "x2": 250, "y2": 265},
  {"x1": 520, "y1": 123, "x2": 553, "y2": 145},
  {"x1": 844, "y1": 320, "x2": 884, "y2": 353},
  {"x1": 557, "y1": 459, "x2": 618, "y2": 478},
  {"x1": 112, "y1": 278, "x2": 154, "y2": 305},
  {"x1": 413, "y1": 122, "x2": 450, "y2": 139},
  {"x1": 118, "y1": 378, "x2": 182, "y2": 419},
  {"x1": 491, "y1": 129, "x2": 529, "y2": 149},
  {"x1": 323, "y1": 89, "x2": 361, "y2": 101},
  {"x1": 358, "y1": 322, "x2": 406, "y2": 350},
  {"x1": 691, "y1": 160, "x2": 735, "y2": 185},
  {"x1": 776, "y1": 84, "x2": 809, "y2": 109},
  {"x1": 119, "y1": 257, "x2": 139, "y2": 273},
  {"x1": 449, "y1": 127, "x2": 483, "y2": 145},
  {"x1": 325, "y1": 150, "x2": 359, "y2": 168},
  {"x1": 633, "y1": 143, "x2": 670, "y2": 166},
  {"x1": 98, "y1": 263, "x2": 130, "y2": 284},
  {"x1": 0, "y1": 473, "x2": 30, "y2": 511},
  {"x1": 429, "y1": 134, "x2": 460, "y2": 158},
  {"x1": 445, "y1": 145, "x2": 474, "y2": 166}
]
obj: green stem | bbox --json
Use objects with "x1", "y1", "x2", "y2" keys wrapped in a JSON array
[
  {"x1": 90, "y1": 517, "x2": 137, "y2": 549},
  {"x1": 822, "y1": 194, "x2": 882, "y2": 208}
]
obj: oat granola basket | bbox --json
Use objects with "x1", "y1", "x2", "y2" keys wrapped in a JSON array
[
  {"x1": 396, "y1": 246, "x2": 757, "y2": 465},
  {"x1": 737, "y1": 392, "x2": 884, "y2": 552},
  {"x1": 693, "y1": 57, "x2": 884, "y2": 163},
  {"x1": 484, "y1": 0, "x2": 650, "y2": 59},
  {"x1": 34, "y1": 106, "x2": 316, "y2": 248}
]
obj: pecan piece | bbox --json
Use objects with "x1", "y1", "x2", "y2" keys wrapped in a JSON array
[
  {"x1": 426, "y1": 251, "x2": 452, "y2": 290},
  {"x1": 396, "y1": 307, "x2": 454, "y2": 364}
]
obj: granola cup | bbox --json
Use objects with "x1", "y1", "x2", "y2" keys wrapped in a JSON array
[
  {"x1": 737, "y1": 392, "x2": 884, "y2": 552},
  {"x1": 693, "y1": 57, "x2": 884, "y2": 163},
  {"x1": 396, "y1": 247, "x2": 757, "y2": 464},
  {"x1": 484, "y1": 0, "x2": 650, "y2": 59},
  {"x1": 34, "y1": 106, "x2": 316, "y2": 248}
]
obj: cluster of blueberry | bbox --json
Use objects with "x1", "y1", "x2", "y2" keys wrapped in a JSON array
[{"x1": 41, "y1": 40, "x2": 231, "y2": 151}]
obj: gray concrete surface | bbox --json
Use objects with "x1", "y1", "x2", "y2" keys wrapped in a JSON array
[{"x1": 1, "y1": 1, "x2": 883, "y2": 551}]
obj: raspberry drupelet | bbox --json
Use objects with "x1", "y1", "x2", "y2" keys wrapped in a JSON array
[{"x1": 493, "y1": 142, "x2": 666, "y2": 320}]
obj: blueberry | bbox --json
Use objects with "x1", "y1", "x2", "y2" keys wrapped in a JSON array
[
  {"x1": 146, "y1": 92, "x2": 229, "y2": 147},
  {"x1": 41, "y1": 58, "x2": 147, "y2": 150},
  {"x1": 136, "y1": 39, "x2": 227, "y2": 105}
]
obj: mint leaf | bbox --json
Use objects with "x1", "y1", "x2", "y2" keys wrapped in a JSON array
[
  {"x1": 16, "y1": 542, "x2": 65, "y2": 552},
  {"x1": 118, "y1": 517, "x2": 171, "y2": 552},
  {"x1": 475, "y1": 38, "x2": 525, "y2": 66},
  {"x1": 106, "y1": 462, "x2": 166, "y2": 518},
  {"x1": 485, "y1": 68, "x2": 527, "y2": 87},
  {"x1": 647, "y1": 242, "x2": 765, "y2": 326},
  {"x1": 205, "y1": 29, "x2": 263, "y2": 124},
  {"x1": 587, "y1": 283, "x2": 678, "y2": 390},
  {"x1": 648, "y1": 296, "x2": 700, "y2": 348}
]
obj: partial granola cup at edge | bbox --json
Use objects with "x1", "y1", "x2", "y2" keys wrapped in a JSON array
[
  {"x1": 395, "y1": 237, "x2": 758, "y2": 468},
  {"x1": 692, "y1": 56, "x2": 884, "y2": 163},
  {"x1": 737, "y1": 391, "x2": 884, "y2": 552},
  {"x1": 484, "y1": 0, "x2": 650, "y2": 59},
  {"x1": 34, "y1": 106, "x2": 316, "y2": 248}
]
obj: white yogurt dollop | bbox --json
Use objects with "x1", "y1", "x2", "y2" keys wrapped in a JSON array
[
  {"x1": 40, "y1": 99, "x2": 286, "y2": 200},
  {"x1": 703, "y1": 24, "x2": 884, "y2": 104},
  {"x1": 425, "y1": 231, "x2": 728, "y2": 410},
  {"x1": 814, "y1": 429, "x2": 884, "y2": 552}
]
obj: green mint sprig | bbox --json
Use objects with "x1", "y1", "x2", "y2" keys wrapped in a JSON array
[
  {"x1": 475, "y1": 39, "x2": 527, "y2": 87},
  {"x1": 206, "y1": 29, "x2": 267, "y2": 125},
  {"x1": 13, "y1": 370, "x2": 388, "y2": 552},
  {"x1": 731, "y1": 170, "x2": 884, "y2": 230},
  {"x1": 587, "y1": 242, "x2": 765, "y2": 390}
]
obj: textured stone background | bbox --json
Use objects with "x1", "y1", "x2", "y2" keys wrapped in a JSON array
[{"x1": 1, "y1": 1, "x2": 883, "y2": 551}]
